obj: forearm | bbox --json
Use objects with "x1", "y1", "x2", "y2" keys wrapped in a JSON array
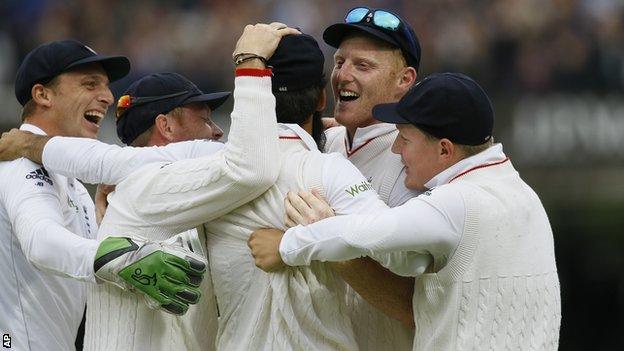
[
  {"x1": 19, "y1": 218, "x2": 99, "y2": 281},
  {"x1": 330, "y1": 258, "x2": 415, "y2": 328},
  {"x1": 22, "y1": 134, "x2": 50, "y2": 164},
  {"x1": 42, "y1": 138, "x2": 214, "y2": 185}
]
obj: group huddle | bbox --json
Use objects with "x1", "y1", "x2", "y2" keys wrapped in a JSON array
[{"x1": 0, "y1": 7, "x2": 561, "y2": 351}]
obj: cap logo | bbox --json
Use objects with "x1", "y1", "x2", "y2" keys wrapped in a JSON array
[
  {"x1": 83, "y1": 44, "x2": 97, "y2": 55},
  {"x1": 278, "y1": 86, "x2": 288, "y2": 92}
]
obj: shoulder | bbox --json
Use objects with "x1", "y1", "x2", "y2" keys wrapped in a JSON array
[{"x1": 0, "y1": 158, "x2": 56, "y2": 196}]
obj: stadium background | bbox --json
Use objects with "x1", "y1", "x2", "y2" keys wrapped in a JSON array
[{"x1": 0, "y1": 1, "x2": 622, "y2": 349}]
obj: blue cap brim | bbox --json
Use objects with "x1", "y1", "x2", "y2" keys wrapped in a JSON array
[
  {"x1": 372, "y1": 102, "x2": 409, "y2": 124},
  {"x1": 184, "y1": 91, "x2": 231, "y2": 111},
  {"x1": 323, "y1": 23, "x2": 401, "y2": 49},
  {"x1": 66, "y1": 55, "x2": 131, "y2": 83}
]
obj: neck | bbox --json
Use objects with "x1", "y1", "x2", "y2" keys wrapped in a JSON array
[
  {"x1": 345, "y1": 119, "x2": 382, "y2": 146},
  {"x1": 23, "y1": 114, "x2": 58, "y2": 136}
]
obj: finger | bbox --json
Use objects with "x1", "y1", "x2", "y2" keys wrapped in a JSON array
[
  {"x1": 311, "y1": 188, "x2": 325, "y2": 201},
  {"x1": 161, "y1": 298, "x2": 189, "y2": 316},
  {"x1": 299, "y1": 190, "x2": 326, "y2": 210},
  {"x1": 164, "y1": 254, "x2": 206, "y2": 275},
  {"x1": 287, "y1": 191, "x2": 312, "y2": 213},
  {"x1": 285, "y1": 196, "x2": 307, "y2": 225},
  {"x1": 162, "y1": 276, "x2": 202, "y2": 304},
  {"x1": 284, "y1": 214, "x2": 297, "y2": 228},
  {"x1": 269, "y1": 21, "x2": 287, "y2": 29},
  {"x1": 277, "y1": 27, "x2": 301, "y2": 36}
]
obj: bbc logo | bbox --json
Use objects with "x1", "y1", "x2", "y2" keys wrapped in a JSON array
[{"x1": 2, "y1": 333, "x2": 10, "y2": 348}]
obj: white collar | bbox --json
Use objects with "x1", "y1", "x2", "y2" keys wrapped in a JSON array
[
  {"x1": 20, "y1": 123, "x2": 47, "y2": 136},
  {"x1": 424, "y1": 143, "x2": 508, "y2": 189},
  {"x1": 347, "y1": 123, "x2": 396, "y2": 151},
  {"x1": 278, "y1": 123, "x2": 319, "y2": 151}
]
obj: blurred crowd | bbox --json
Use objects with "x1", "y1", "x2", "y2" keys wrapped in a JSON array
[{"x1": 1, "y1": 0, "x2": 623, "y2": 96}]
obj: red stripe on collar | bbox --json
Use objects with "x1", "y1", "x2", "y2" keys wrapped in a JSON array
[
  {"x1": 449, "y1": 157, "x2": 510, "y2": 183},
  {"x1": 345, "y1": 138, "x2": 375, "y2": 157}
]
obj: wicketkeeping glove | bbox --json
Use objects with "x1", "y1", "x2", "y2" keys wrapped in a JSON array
[{"x1": 93, "y1": 231, "x2": 207, "y2": 315}]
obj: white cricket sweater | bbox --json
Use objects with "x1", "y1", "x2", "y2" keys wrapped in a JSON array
[
  {"x1": 280, "y1": 148, "x2": 561, "y2": 350},
  {"x1": 324, "y1": 123, "x2": 417, "y2": 351},
  {"x1": 80, "y1": 73, "x2": 280, "y2": 351},
  {"x1": 0, "y1": 124, "x2": 97, "y2": 351},
  {"x1": 207, "y1": 123, "x2": 387, "y2": 351},
  {"x1": 411, "y1": 162, "x2": 560, "y2": 351}
]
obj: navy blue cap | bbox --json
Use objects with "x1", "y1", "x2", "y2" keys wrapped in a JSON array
[
  {"x1": 323, "y1": 8, "x2": 421, "y2": 71},
  {"x1": 373, "y1": 73, "x2": 494, "y2": 146},
  {"x1": 15, "y1": 39, "x2": 130, "y2": 106},
  {"x1": 116, "y1": 72, "x2": 230, "y2": 144},
  {"x1": 267, "y1": 33, "x2": 325, "y2": 92}
]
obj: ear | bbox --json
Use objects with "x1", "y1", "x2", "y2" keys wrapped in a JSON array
[
  {"x1": 396, "y1": 66, "x2": 417, "y2": 96},
  {"x1": 316, "y1": 89, "x2": 327, "y2": 112},
  {"x1": 154, "y1": 114, "x2": 175, "y2": 142},
  {"x1": 31, "y1": 83, "x2": 53, "y2": 107},
  {"x1": 439, "y1": 138, "x2": 456, "y2": 161}
]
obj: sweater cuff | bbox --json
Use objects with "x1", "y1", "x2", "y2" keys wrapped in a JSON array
[{"x1": 235, "y1": 68, "x2": 272, "y2": 77}]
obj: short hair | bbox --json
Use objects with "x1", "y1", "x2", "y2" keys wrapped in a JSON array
[
  {"x1": 418, "y1": 126, "x2": 494, "y2": 157},
  {"x1": 20, "y1": 76, "x2": 61, "y2": 121},
  {"x1": 456, "y1": 138, "x2": 494, "y2": 157},
  {"x1": 274, "y1": 77, "x2": 327, "y2": 151},
  {"x1": 129, "y1": 125, "x2": 154, "y2": 147}
]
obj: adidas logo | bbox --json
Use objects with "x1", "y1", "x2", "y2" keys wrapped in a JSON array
[{"x1": 25, "y1": 167, "x2": 53, "y2": 186}]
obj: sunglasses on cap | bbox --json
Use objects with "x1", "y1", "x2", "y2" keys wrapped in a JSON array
[
  {"x1": 344, "y1": 7, "x2": 419, "y2": 53},
  {"x1": 116, "y1": 90, "x2": 188, "y2": 119}
]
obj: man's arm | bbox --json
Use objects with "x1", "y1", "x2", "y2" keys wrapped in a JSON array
[
  {"x1": 106, "y1": 24, "x2": 299, "y2": 236},
  {"x1": 2, "y1": 161, "x2": 99, "y2": 281},
  {"x1": 0, "y1": 129, "x2": 224, "y2": 185},
  {"x1": 331, "y1": 258, "x2": 415, "y2": 328},
  {"x1": 0, "y1": 160, "x2": 209, "y2": 314}
]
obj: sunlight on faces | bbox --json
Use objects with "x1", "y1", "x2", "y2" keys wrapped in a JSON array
[
  {"x1": 331, "y1": 34, "x2": 411, "y2": 132},
  {"x1": 45, "y1": 63, "x2": 113, "y2": 139},
  {"x1": 392, "y1": 124, "x2": 449, "y2": 191},
  {"x1": 168, "y1": 102, "x2": 223, "y2": 142}
]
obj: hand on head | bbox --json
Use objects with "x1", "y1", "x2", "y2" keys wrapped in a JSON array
[{"x1": 233, "y1": 22, "x2": 301, "y2": 63}]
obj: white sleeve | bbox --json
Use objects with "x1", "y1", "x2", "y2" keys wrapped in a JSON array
[
  {"x1": 321, "y1": 153, "x2": 432, "y2": 276},
  {"x1": 115, "y1": 74, "x2": 280, "y2": 233},
  {"x1": 1, "y1": 160, "x2": 98, "y2": 282},
  {"x1": 322, "y1": 152, "x2": 388, "y2": 216},
  {"x1": 279, "y1": 185, "x2": 465, "y2": 276},
  {"x1": 42, "y1": 138, "x2": 224, "y2": 185}
]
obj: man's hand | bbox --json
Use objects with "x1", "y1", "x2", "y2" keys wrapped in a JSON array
[
  {"x1": 284, "y1": 189, "x2": 335, "y2": 228},
  {"x1": 0, "y1": 129, "x2": 49, "y2": 163},
  {"x1": 233, "y1": 22, "x2": 301, "y2": 62},
  {"x1": 248, "y1": 228, "x2": 286, "y2": 272},
  {"x1": 94, "y1": 231, "x2": 207, "y2": 315},
  {"x1": 95, "y1": 184, "x2": 115, "y2": 225}
]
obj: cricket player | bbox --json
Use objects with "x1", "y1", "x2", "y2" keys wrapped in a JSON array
[{"x1": 0, "y1": 40, "x2": 206, "y2": 351}]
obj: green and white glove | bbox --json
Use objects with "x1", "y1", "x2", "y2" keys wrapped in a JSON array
[{"x1": 93, "y1": 230, "x2": 207, "y2": 315}]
